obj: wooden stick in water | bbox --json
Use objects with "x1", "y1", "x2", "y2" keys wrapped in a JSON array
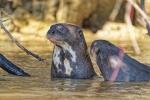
[{"x1": 0, "y1": 11, "x2": 45, "y2": 62}]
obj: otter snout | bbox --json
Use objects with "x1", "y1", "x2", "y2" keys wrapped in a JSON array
[
  {"x1": 47, "y1": 24, "x2": 69, "y2": 43},
  {"x1": 46, "y1": 25, "x2": 59, "y2": 43},
  {"x1": 46, "y1": 24, "x2": 57, "y2": 39},
  {"x1": 47, "y1": 24, "x2": 68, "y2": 35}
]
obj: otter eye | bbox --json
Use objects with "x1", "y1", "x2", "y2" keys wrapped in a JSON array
[
  {"x1": 56, "y1": 25, "x2": 66, "y2": 33},
  {"x1": 51, "y1": 30, "x2": 55, "y2": 35}
]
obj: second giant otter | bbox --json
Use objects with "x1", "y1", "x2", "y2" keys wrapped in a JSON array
[
  {"x1": 47, "y1": 23, "x2": 96, "y2": 79},
  {"x1": 90, "y1": 40, "x2": 150, "y2": 82}
]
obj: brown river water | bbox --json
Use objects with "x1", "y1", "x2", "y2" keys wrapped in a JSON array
[{"x1": 0, "y1": 30, "x2": 150, "y2": 100}]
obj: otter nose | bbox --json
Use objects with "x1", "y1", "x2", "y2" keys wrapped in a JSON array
[{"x1": 48, "y1": 25, "x2": 56, "y2": 35}]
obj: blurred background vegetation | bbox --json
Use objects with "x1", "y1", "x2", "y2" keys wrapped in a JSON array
[{"x1": 0, "y1": 0, "x2": 150, "y2": 40}]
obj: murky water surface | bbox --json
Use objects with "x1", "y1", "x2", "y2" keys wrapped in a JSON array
[{"x1": 0, "y1": 33, "x2": 150, "y2": 100}]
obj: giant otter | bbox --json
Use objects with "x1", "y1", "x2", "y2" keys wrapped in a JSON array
[
  {"x1": 47, "y1": 23, "x2": 96, "y2": 79},
  {"x1": 90, "y1": 40, "x2": 150, "y2": 82},
  {"x1": 0, "y1": 54, "x2": 30, "y2": 76}
]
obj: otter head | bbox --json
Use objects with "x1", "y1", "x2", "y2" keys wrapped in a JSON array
[
  {"x1": 47, "y1": 23, "x2": 95, "y2": 79},
  {"x1": 47, "y1": 23, "x2": 87, "y2": 51},
  {"x1": 90, "y1": 40, "x2": 126, "y2": 81}
]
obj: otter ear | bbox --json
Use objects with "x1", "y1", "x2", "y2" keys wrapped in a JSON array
[{"x1": 77, "y1": 29, "x2": 85, "y2": 46}]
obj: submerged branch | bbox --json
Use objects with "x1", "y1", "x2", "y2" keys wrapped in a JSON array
[{"x1": 0, "y1": 11, "x2": 45, "y2": 62}]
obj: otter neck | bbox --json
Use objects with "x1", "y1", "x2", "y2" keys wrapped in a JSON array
[
  {"x1": 53, "y1": 42, "x2": 95, "y2": 78},
  {"x1": 61, "y1": 42, "x2": 88, "y2": 62}
]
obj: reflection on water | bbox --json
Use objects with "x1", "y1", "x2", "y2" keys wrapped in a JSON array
[{"x1": 0, "y1": 33, "x2": 150, "y2": 100}]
